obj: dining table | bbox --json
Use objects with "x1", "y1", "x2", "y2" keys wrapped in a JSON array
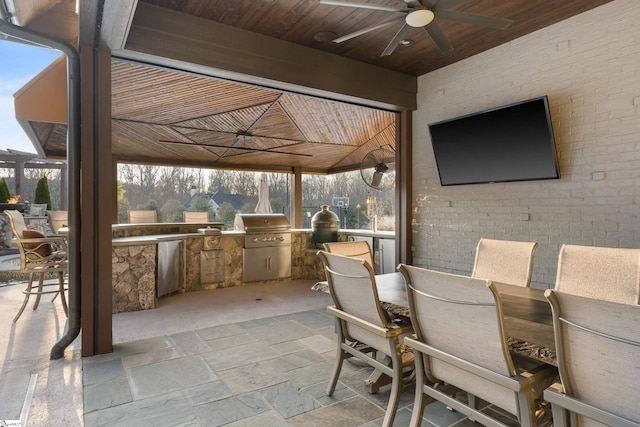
[{"x1": 313, "y1": 271, "x2": 557, "y2": 367}]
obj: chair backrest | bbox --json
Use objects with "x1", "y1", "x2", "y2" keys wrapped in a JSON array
[
  {"x1": 323, "y1": 241, "x2": 374, "y2": 270},
  {"x1": 47, "y1": 210, "x2": 68, "y2": 234},
  {"x1": 4, "y1": 209, "x2": 27, "y2": 238},
  {"x1": 546, "y1": 289, "x2": 640, "y2": 424},
  {"x1": 399, "y1": 264, "x2": 521, "y2": 415},
  {"x1": 555, "y1": 244, "x2": 640, "y2": 304},
  {"x1": 399, "y1": 264, "x2": 515, "y2": 378},
  {"x1": 471, "y1": 238, "x2": 538, "y2": 287},
  {"x1": 29, "y1": 203, "x2": 48, "y2": 216},
  {"x1": 183, "y1": 211, "x2": 208, "y2": 223},
  {"x1": 317, "y1": 250, "x2": 388, "y2": 328},
  {"x1": 128, "y1": 210, "x2": 157, "y2": 224}
]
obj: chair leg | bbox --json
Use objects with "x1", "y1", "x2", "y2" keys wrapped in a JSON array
[
  {"x1": 380, "y1": 351, "x2": 404, "y2": 427},
  {"x1": 32, "y1": 273, "x2": 45, "y2": 310},
  {"x1": 327, "y1": 318, "x2": 346, "y2": 395},
  {"x1": 58, "y1": 271, "x2": 68, "y2": 316},
  {"x1": 13, "y1": 273, "x2": 35, "y2": 322},
  {"x1": 409, "y1": 352, "x2": 427, "y2": 427}
]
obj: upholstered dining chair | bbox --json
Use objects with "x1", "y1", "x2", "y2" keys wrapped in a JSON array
[
  {"x1": 471, "y1": 238, "x2": 538, "y2": 287},
  {"x1": 554, "y1": 244, "x2": 640, "y2": 304},
  {"x1": 183, "y1": 211, "x2": 209, "y2": 223},
  {"x1": 323, "y1": 240, "x2": 375, "y2": 270},
  {"x1": 128, "y1": 210, "x2": 157, "y2": 224},
  {"x1": 544, "y1": 289, "x2": 640, "y2": 427},
  {"x1": 5, "y1": 210, "x2": 68, "y2": 322},
  {"x1": 398, "y1": 264, "x2": 557, "y2": 427},
  {"x1": 318, "y1": 251, "x2": 414, "y2": 427}
]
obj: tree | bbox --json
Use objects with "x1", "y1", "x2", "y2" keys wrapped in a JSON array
[
  {"x1": 34, "y1": 176, "x2": 53, "y2": 209},
  {"x1": 161, "y1": 199, "x2": 185, "y2": 222},
  {"x1": 117, "y1": 180, "x2": 126, "y2": 201},
  {"x1": 189, "y1": 194, "x2": 214, "y2": 219},
  {"x1": 216, "y1": 202, "x2": 237, "y2": 230},
  {"x1": 118, "y1": 198, "x2": 131, "y2": 223},
  {"x1": 0, "y1": 178, "x2": 10, "y2": 203}
]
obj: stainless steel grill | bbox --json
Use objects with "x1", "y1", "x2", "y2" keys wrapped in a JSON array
[{"x1": 234, "y1": 214, "x2": 292, "y2": 282}]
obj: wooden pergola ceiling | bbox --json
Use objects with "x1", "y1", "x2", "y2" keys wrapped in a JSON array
[{"x1": 110, "y1": 60, "x2": 396, "y2": 173}]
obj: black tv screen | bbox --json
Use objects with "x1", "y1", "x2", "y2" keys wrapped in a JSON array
[{"x1": 428, "y1": 96, "x2": 560, "y2": 186}]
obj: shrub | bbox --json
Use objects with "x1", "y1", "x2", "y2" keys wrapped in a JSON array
[
  {"x1": 34, "y1": 176, "x2": 53, "y2": 209},
  {"x1": 0, "y1": 178, "x2": 10, "y2": 203}
]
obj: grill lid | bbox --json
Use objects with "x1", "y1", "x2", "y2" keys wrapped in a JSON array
[{"x1": 234, "y1": 213, "x2": 291, "y2": 232}]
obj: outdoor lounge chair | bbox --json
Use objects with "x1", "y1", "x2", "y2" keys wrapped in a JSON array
[
  {"x1": 5, "y1": 210, "x2": 68, "y2": 322},
  {"x1": 46, "y1": 210, "x2": 68, "y2": 234},
  {"x1": 398, "y1": 264, "x2": 557, "y2": 427},
  {"x1": 471, "y1": 238, "x2": 538, "y2": 287},
  {"x1": 543, "y1": 289, "x2": 640, "y2": 427},
  {"x1": 554, "y1": 244, "x2": 640, "y2": 304},
  {"x1": 183, "y1": 211, "x2": 208, "y2": 223},
  {"x1": 128, "y1": 210, "x2": 157, "y2": 224},
  {"x1": 318, "y1": 251, "x2": 414, "y2": 427}
]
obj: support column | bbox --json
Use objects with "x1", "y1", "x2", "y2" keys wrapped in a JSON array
[
  {"x1": 59, "y1": 165, "x2": 67, "y2": 210},
  {"x1": 80, "y1": 45, "x2": 114, "y2": 356},
  {"x1": 290, "y1": 167, "x2": 303, "y2": 229},
  {"x1": 396, "y1": 111, "x2": 412, "y2": 266},
  {"x1": 15, "y1": 161, "x2": 24, "y2": 201}
]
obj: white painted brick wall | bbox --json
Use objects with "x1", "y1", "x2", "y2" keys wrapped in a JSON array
[{"x1": 411, "y1": 0, "x2": 640, "y2": 288}]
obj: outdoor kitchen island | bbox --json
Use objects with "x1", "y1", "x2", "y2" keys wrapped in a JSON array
[{"x1": 110, "y1": 220, "x2": 393, "y2": 313}]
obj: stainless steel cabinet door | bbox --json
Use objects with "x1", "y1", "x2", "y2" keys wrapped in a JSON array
[{"x1": 243, "y1": 246, "x2": 291, "y2": 282}]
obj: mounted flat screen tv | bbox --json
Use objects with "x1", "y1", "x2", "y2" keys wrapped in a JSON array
[{"x1": 428, "y1": 96, "x2": 560, "y2": 186}]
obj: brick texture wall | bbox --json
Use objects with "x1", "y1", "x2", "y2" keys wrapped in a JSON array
[{"x1": 411, "y1": 0, "x2": 640, "y2": 288}]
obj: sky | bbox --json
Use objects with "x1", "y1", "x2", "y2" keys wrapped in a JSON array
[{"x1": 0, "y1": 40, "x2": 62, "y2": 154}]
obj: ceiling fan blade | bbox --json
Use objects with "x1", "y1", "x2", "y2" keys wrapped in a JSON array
[
  {"x1": 437, "y1": 10, "x2": 513, "y2": 29},
  {"x1": 423, "y1": 22, "x2": 453, "y2": 53},
  {"x1": 406, "y1": 0, "x2": 426, "y2": 8},
  {"x1": 333, "y1": 15, "x2": 405, "y2": 43},
  {"x1": 418, "y1": 0, "x2": 439, "y2": 8},
  {"x1": 319, "y1": 0, "x2": 406, "y2": 13},
  {"x1": 431, "y1": 0, "x2": 472, "y2": 11},
  {"x1": 381, "y1": 23, "x2": 412, "y2": 56}
]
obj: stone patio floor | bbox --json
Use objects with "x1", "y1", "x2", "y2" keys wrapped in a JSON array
[{"x1": 1, "y1": 275, "x2": 521, "y2": 426}]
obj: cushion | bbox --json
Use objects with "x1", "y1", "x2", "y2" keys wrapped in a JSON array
[{"x1": 22, "y1": 229, "x2": 52, "y2": 258}]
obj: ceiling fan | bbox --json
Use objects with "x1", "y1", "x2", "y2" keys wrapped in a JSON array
[{"x1": 319, "y1": 0, "x2": 513, "y2": 56}]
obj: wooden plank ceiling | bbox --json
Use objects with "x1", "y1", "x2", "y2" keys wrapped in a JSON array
[{"x1": 141, "y1": 0, "x2": 614, "y2": 76}]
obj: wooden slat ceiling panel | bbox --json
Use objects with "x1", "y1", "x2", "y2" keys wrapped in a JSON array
[
  {"x1": 111, "y1": 61, "x2": 282, "y2": 124},
  {"x1": 249, "y1": 103, "x2": 307, "y2": 142},
  {"x1": 172, "y1": 127, "x2": 237, "y2": 147},
  {"x1": 220, "y1": 142, "x2": 355, "y2": 170},
  {"x1": 112, "y1": 120, "x2": 216, "y2": 162},
  {"x1": 42, "y1": 124, "x2": 68, "y2": 157},
  {"x1": 279, "y1": 93, "x2": 395, "y2": 146},
  {"x1": 334, "y1": 124, "x2": 397, "y2": 170},
  {"x1": 107, "y1": 60, "x2": 397, "y2": 173},
  {"x1": 174, "y1": 104, "x2": 271, "y2": 133}
]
